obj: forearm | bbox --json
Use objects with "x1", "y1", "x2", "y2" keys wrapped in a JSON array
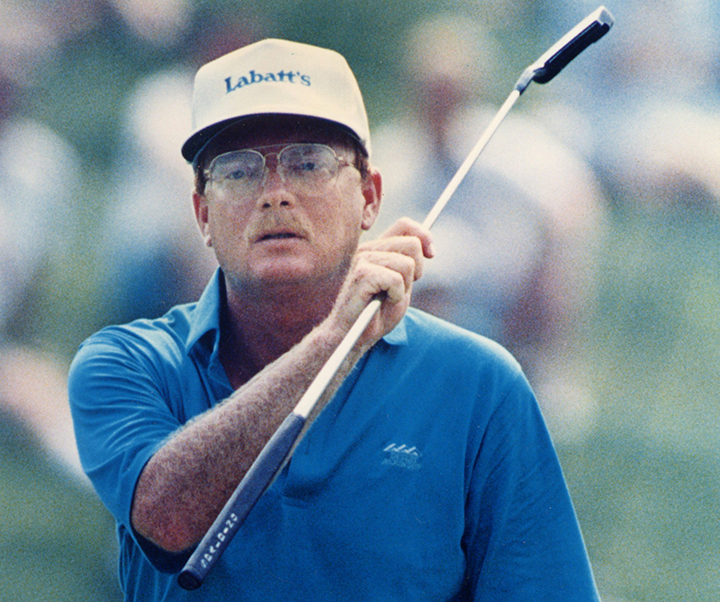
[
  {"x1": 131, "y1": 219, "x2": 434, "y2": 553},
  {"x1": 131, "y1": 322, "x2": 366, "y2": 553}
]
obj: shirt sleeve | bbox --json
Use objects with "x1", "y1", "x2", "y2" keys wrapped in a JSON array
[
  {"x1": 68, "y1": 332, "x2": 191, "y2": 572},
  {"x1": 461, "y1": 372, "x2": 600, "y2": 601}
]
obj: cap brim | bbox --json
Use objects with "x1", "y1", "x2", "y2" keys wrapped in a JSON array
[
  {"x1": 182, "y1": 113, "x2": 368, "y2": 164},
  {"x1": 182, "y1": 118, "x2": 238, "y2": 163}
]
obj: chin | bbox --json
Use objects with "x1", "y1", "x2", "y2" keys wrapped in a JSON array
[
  {"x1": 245, "y1": 261, "x2": 324, "y2": 291},
  {"x1": 228, "y1": 249, "x2": 351, "y2": 294}
]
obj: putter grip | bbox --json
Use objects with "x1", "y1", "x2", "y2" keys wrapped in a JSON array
[
  {"x1": 177, "y1": 412, "x2": 305, "y2": 590},
  {"x1": 532, "y1": 7, "x2": 614, "y2": 84}
]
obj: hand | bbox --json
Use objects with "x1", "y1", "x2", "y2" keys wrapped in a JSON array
[{"x1": 326, "y1": 217, "x2": 435, "y2": 348}]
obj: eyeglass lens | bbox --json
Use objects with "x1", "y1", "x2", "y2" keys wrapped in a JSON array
[{"x1": 208, "y1": 144, "x2": 341, "y2": 197}]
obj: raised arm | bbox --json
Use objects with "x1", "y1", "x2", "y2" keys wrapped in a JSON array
[{"x1": 130, "y1": 219, "x2": 434, "y2": 553}]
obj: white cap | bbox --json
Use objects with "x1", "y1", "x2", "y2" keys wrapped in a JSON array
[{"x1": 181, "y1": 38, "x2": 371, "y2": 162}]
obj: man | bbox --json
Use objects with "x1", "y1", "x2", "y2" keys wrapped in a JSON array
[{"x1": 69, "y1": 39, "x2": 599, "y2": 601}]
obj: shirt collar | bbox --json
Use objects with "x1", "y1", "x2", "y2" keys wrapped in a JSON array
[
  {"x1": 184, "y1": 267, "x2": 409, "y2": 354},
  {"x1": 383, "y1": 315, "x2": 408, "y2": 346},
  {"x1": 185, "y1": 268, "x2": 224, "y2": 354}
]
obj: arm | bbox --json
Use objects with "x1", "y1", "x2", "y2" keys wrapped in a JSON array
[{"x1": 131, "y1": 218, "x2": 434, "y2": 554}]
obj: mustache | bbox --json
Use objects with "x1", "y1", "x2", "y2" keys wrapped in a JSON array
[{"x1": 245, "y1": 211, "x2": 312, "y2": 242}]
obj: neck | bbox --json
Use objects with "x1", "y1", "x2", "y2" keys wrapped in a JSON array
[{"x1": 220, "y1": 274, "x2": 342, "y2": 386}]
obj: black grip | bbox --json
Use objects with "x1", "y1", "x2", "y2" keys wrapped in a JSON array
[
  {"x1": 532, "y1": 10, "x2": 613, "y2": 84},
  {"x1": 515, "y1": 6, "x2": 614, "y2": 93},
  {"x1": 177, "y1": 412, "x2": 305, "y2": 590}
]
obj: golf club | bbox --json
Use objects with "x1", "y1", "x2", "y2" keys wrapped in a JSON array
[{"x1": 178, "y1": 5, "x2": 614, "y2": 590}]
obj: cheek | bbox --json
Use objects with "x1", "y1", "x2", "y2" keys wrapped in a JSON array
[
  {"x1": 321, "y1": 199, "x2": 367, "y2": 261},
  {"x1": 329, "y1": 180, "x2": 368, "y2": 231},
  {"x1": 206, "y1": 203, "x2": 252, "y2": 257},
  {"x1": 314, "y1": 200, "x2": 363, "y2": 248}
]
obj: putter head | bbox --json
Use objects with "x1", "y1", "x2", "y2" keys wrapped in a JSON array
[{"x1": 515, "y1": 6, "x2": 614, "y2": 92}]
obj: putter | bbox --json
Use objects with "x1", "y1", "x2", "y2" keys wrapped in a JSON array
[{"x1": 178, "y1": 5, "x2": 614, "y2": 590}]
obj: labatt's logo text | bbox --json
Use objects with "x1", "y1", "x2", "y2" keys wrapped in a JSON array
[{"x1": 225, "y1": 69, "x2": 311, "y2": 93}]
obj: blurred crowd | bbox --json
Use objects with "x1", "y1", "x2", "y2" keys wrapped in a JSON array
[{"x1": 2, "y1": 0, "x2": 720, "y2": 600}]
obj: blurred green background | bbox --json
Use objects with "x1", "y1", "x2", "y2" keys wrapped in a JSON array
[{"x1": 1, "y1": 0, "x2": 719, "y2": 600}]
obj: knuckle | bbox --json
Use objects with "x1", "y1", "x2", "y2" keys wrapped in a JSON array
[
  {"x1": 396, "y1": 216, "x2": 417, "y2": 231},
  {"x1": 350, "y1": 264, "x2": 373, "y2": 286}
]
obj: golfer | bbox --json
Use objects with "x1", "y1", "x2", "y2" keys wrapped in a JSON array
[{"x1": 69, "y1": 39, "x2": 599, "y2": 601}]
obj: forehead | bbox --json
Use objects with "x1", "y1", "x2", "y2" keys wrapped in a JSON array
[{"x1": 201, "y1": 115, "x2": 356, "y2": 162}]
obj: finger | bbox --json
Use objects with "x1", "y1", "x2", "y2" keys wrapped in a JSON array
[
  {"x1": 331, "y1": 256, "x2": 409, "y2": 336},
  {"x1": 374, "y1": 266, "x2": 408, "y2": 305},
  {"x1": 357, "y1": 237, "x2": 426, "y2": 281},
  {"x1": 354, "y1": 250, "x2": 416, "y2": 292},
  {"x1": 379, "y1": 217, "x2": 436, "y2": 258}
]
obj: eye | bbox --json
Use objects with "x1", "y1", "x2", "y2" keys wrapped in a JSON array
[
  {"x1": 283, "y1": 147, "x2": 335, "y2": 179},
  {"x1": 213, "y1": 153, "x2": 263, "y2": 183},
  {"x1": 225, "y1": 169, "x2": 245, "y2": 180},
  {"x1": 225, "y1": 165, "x2": 261, "y2": 180},
  {"x1": 291, "y1": 160, "x2": 319, "y2": 174}
]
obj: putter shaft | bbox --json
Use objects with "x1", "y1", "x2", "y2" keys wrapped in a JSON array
[{"x1": 178, "y1": 5, "x2": 614, "y2": 589}]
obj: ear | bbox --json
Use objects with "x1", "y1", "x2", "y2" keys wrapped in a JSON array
[
  {"x1": 193, "y1": 191, "x2": 213, "y2": 247},
  {"x1": 360, "y1": 168, "x2": 382, "y2": 231}
]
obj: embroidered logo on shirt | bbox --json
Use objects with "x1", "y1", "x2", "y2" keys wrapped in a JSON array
[{"x1": 382, "y1": 443, "x2": 422, "y2": 471}]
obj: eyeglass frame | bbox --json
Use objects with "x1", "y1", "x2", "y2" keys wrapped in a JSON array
[{"x1": 200, "y1": 143, "x2": 359, "y2": 199}]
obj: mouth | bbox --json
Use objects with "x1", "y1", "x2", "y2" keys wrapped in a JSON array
[{"x1": 257, "y1": 231, "x2": 302, "y2": 242}]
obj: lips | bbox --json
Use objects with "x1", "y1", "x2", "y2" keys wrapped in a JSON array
[{"x1": 258, "y1": 231, "x2": 302, "y2": 242}]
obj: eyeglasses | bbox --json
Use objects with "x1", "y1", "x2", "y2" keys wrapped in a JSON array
[{"x1": 204, "y1": 143, "x2": 354, "y2": 199}]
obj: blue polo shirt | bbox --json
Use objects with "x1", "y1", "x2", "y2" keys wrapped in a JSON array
[{"x1": 69, "y1": 270, "x2": 599, "y2": 601}]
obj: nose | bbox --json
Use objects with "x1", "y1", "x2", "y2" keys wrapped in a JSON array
[{"x1": 256, "y1": 163, "x2": 294, "y2": 209}]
